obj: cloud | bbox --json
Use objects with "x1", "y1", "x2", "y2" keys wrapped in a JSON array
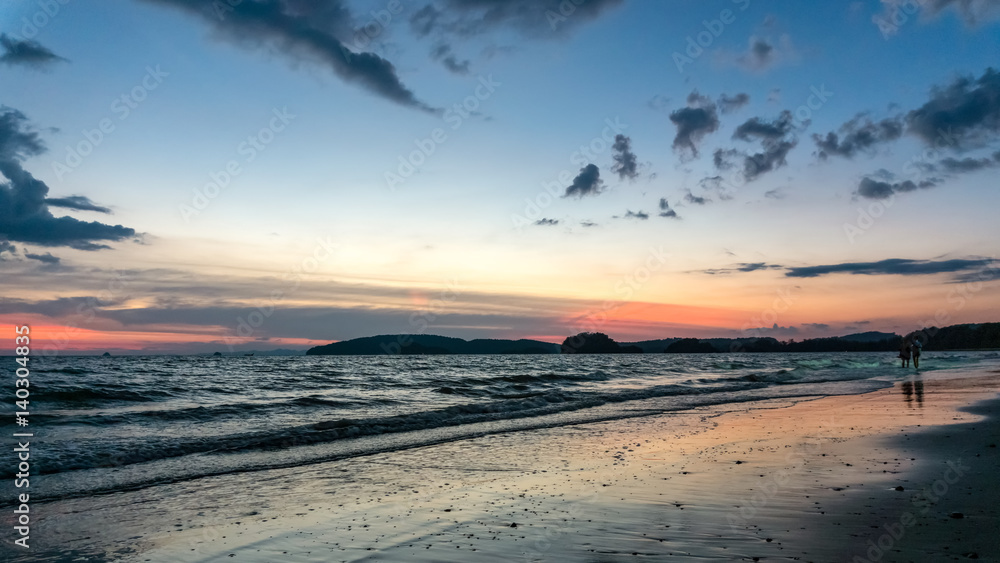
[
  {"x1": 44, "y1": 195, "x2": 112, "y2": 213},
  {"x1": 647, "y1": 94, "x2": 671, "y2": 112},
  {"x1": 623, "y1": 210, "x2": 648, "y2": 220},
  {"x1": 938, "y1": 150, "x2": 1000, "y2": 172},
  {"x1": 702, "y1": 262, "x2": 782, "y2": 275},
  {"x1": 0, "y1": 107, "x2": 136, "y2": 249},
  {"x1": 0, "y1": 240, "x2": 16, "y2": 259},
  {"x1": 802, "y1": 322, "x2": 830, "y2": 330},
  {"x1": 812, "y1": 114, "x2": 905, "y2": 159},
  {"x1": 24, "y1": 251, "x2": 59, "y2": 264},
  {"x1": 610, "y1": 134, "x2": 638, "y2": 181},
  {"x1": 563, "y1": 164, "x2": 604, "y2": 198},
  {"x1": 856, "y1": 175, "x2": 937, "y2": 199},
  {"x1": 785, "y1": 258, "x2": 996, "y2": 278},
  {"x1": 725, "y1": 110, "x2": 799, "y2": 181},
  {"x1": 905, "y1": 67, "x2": 1000, "y2": 149},
  {"x1": 409, "y1": 0, "x2": 624, "y2": 39},
  {"x1": 430, "y1": 43, "x2": 470, "y2": 74},
  {"x1": 534, "y1": 218, "x2": 559, "y2": 226},
  {"x1": 580, "y1": 220, "x2": 598, "y2": 227},
  {"x1": 876, "y1": 0, "x2": 1000, "y2": 33},
  {"x1": 718, "y1": 92, "x2": 750, "y2": 114},
  {"x1": 0, "y1": 34, "x2": 67, "y2": 68},
  {"x1": 684, "y1": 191, "x2": 710, "y2": 205},
  {"x1": 764, "y1": 188, "x2": 786, "y2": 199},
  {"x1": 725, "y1": 35, "x2": 797, "y2": 72},
  {"x1": 815, "y1": 68, "x2": 1000, "y2": 161},
  {"x1": 658, "y1": 198, "x2": 679, "y2": 219},
  {"x1": 669, "y1": 91, "x2": 719, "y2": 158},
  {"x1": 142, "y1": 0, "x2": 438, "y2": 113}
]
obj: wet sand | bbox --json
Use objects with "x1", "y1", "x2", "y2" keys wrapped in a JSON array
[{"x1": 12, "y1": 370, "x2": 1000, "y2": 562}]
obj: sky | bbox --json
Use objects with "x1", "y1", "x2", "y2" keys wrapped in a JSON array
[{"x1": 1, "y1": 0, "x2": 999, "y2": 354}]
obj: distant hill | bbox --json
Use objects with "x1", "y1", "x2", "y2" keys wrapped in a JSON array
[
  {"x1": 840, "y1": 331, "x2": 898, "y2": 342},
  {"x1": 306, "y1": 335, "x2": 560, "y2": 356},
  {"x1": 304, "y1": 322, "x2": 1000, "y2": 356},
  {"x1": 621, "y1": 338, "x2": 680, "y2": 353},
  {"x1": 665, "y1": 338, "x2": 716, "y2": 353},
  {"x1": 561, "y1": 333, "x2": 642, "y2": 354}
]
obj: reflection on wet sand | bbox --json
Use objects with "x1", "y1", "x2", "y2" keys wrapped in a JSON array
[{"x1": 901, "y1": 375, "x2": 924, "y2": 407}]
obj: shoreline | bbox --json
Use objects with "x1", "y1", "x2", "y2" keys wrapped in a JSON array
[{"x1": 8, "y1": 368, "x2": 999, "y2": 562}]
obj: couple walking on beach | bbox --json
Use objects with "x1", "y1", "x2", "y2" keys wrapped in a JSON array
[{"x1": 899, "y1": 337, "x2": 922, "y2": 369}]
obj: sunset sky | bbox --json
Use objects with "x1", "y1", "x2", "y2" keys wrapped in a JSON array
[{"x1": 2, "y1": 0, "x2": 999, "y2": 354}]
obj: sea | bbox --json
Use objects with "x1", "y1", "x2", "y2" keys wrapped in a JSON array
[{"x1": 4, "y1": 350, "x2": 999, "y2": 508}]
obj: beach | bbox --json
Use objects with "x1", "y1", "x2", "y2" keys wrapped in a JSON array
[{"x1": 10, "y1": 361, "x2": 997, "y2": 562}]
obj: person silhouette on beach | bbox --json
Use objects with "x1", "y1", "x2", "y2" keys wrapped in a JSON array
[
  {"x1": 911, "y1": 337, "x2": 922, "y2": 369},
  {"x1": 898, "y1": 339, "x2": 911, "y2": 368}
]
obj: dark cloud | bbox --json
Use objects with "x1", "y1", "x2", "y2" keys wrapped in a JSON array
[
  {"x1": 718, "y1": 92, "x2": 750, "y2": 114},
  {"x1": 142, "y1": 0, "x2": 438, "y2": 113},
  {"x1": 0, "y1": 34, "x2": 66, "y2": 68},
  {"x1": 764, "y1": 188, "x2": 785, "y2": 199},
  {"x1": 44, "y1": 195, "x2": 112, "y2": 214},
  {"x1": 409, "y1": 0, "x2": 624, "y2": 38},
  {"x1": 785, "y1": 258, "x2": 996, "y2": 278},
  {"x1": 0, "y1": 107, "x2": 136, "y2": 249},
  {"x1": 669, "y1": 91, "x2": 719, "y2": 158},
  {"x1": 701, "y1": 262, "x2": 782, "y2": 275},
  {"x1": 938, "y1": 150, "x2": 1000, "y2": 172},
  {"x1": 812, "y1": 114, "x2": 905, "y2": 160},
  {"x1": 802, "y1": 322, "x2": 830, "y2": 330},
  {"x1": 658, "y1": 198, "x2": 678, "y2": 219},
  {"x1": 534, "y1": 218, "x2": 559, "y2": 226},
  {"x1": 733, "y1": 110, "x2": 796, "y2": 142},
  {"x1": 610, "y1": 134, "x2": 638, "y2": 181},
  {"x1": 856, "y1": 175, "x2": 937, "y2": 199},
  {"x1": 580, "y1": 220, "x2": 598, "y2": 228},
  {"x1": 24, "y1": 251, "x2": 59, "y2": 264},
  {"x1": 0, "y1": 240, "x2": 16, "y2": 259},
  {"x1": 905, "y1": 67, "x2": 1000, "y2": 148},
  {"x1": 430, "y1": 43, "x2": 470, "y2": 74},
  {"x1": 727, "y1": 36, "x2": 797, "y2": 72},
  {"x1": 815, "y1": 68, "x2": 1000, "y2": 163},
  {"x1": 563, "y1": 164, "x2": 604, "y2": 198},
  {"x1": 727, "y1": 110, "x2": 798, "y2": 181},
  {"x1": 684, "y1": 191, "x2": 710, "y2": 205},
  {"x1": 713, "y1": 148, "x2": 741, "y2": 170},
  {"x1": 739, "y1": 37, "x2": 774, "y2": 70},
  {"x1": 623, "y1": 210, "x2": 648, "y2": 220}
]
